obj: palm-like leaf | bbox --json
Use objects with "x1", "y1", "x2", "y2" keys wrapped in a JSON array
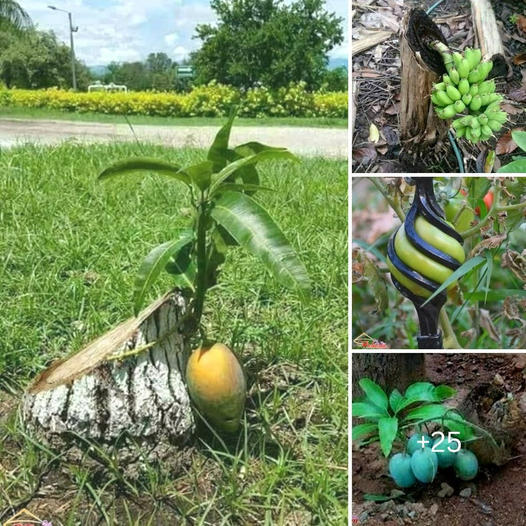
[
  {"x1": 210, "y1": 191, "x2": 310, "y2": 291},
  {"x1": 134, "y1": 231, "x2": 194, "y2": 315},
  {"x1": 98, "y1": 158, "x2": 190, "y2": 187},
  {"x1": 0, "y1": 0, "x2": 32, "y2": 32}
]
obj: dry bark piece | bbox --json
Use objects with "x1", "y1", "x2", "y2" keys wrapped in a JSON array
[
  {"x1": 23, "y1": 292, "x2": 195, "y2": 463},
  {"x1": 353, "y1": 30, "x2": 394, "y2": 56},
  {"x1": 470, "y1": 0, "x2": 508, "y2": 79}
]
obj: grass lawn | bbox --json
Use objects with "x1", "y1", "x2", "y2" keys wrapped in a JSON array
[
  {"x1": 0, "y1": 106, "x2": 348, "y2": 128},
  {"x1": 0, "y1": 142, "x2": 348, "y2": 524}
]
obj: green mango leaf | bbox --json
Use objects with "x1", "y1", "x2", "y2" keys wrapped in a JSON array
[
  {"x1": 134, "y1": 230, "x2": 194, "y2": 315},
  {"x1": 217, "y1": 182, "x2": 273, "y2": 194},
  {"x1": 511, "y1": 130, "x2": 526, "y2": 152},
  {"x1": 209, "y1": 149, "x2": 299, "y2": 195},
  {"x1": 497, "y1": 158, "x2": 526, "y2": 173},
  {"x1": 389, "y1": 389, "x2": 403, "y2": 413},
  {"x1": 210, "y1": 191, "x2": 310, "y2": 291},
  {"x1": 165, "y1": 242, "x2": 196, "y2": 292},
  {"x1": 352, "y1": 402, "x2": 389, "y2": 420},
  {"x1": 379, "y1": 417, "x2": 398, "y2": 457},
  {"x1": 98, "y1": 158, "x2": 189, "y2": 186},
  {"x1": 359, "y1": 379, "x2": 389, "y2": 412},
  {"x1": 234, "y1": 141, "x2": 290, "y2": 157},
  {"x1": 207, "y1": 108, "x2": 237, "y2": 172},
  {"x1": 180, "y1": 161, "x2": 214, "y2": 192},
  {"x1": 352, "y1": 423, "x2": 378, "y2": 441},
  {"x1": 403, "y1": 404, "x2": 448, "y2": 422}
]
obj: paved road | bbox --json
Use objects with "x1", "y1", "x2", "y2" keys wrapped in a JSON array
[{"x1": 0, "y1": 118, "x2": 347, "y2": 158}]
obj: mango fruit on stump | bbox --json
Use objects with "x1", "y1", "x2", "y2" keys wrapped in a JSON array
[
  {"x1": 186, "y1": 343, "x2": 247, "y2": 433},
  {"x1": 386, "y1": 177, "x2": 465, "y2": 349}
]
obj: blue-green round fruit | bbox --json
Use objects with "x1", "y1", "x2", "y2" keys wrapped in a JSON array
[
  {"x1": 389, "y1": 453, "x2": 417, "y2": 488},
  {"x1": 433, "y1": 436, "x2": 458, "y2": 468},
  {"x1": 454, "y1": 449, "x2": 479, "y2": 480},
  {"x1": 407, "y1": 433, "x2": 432, "y2": 455},
  {"x1": 410, "y1": 448, "x2": 438, "y2": 483}
]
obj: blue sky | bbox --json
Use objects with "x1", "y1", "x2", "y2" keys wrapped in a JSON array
[{"x1": 19, "y1": 0, "x2": 348, "y2": 66}]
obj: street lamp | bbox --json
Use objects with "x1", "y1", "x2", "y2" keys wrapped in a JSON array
[{"x1": 48, "y1": 5, "x2": 78, "y2": 90}]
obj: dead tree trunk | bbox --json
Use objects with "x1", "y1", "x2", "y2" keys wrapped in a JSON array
[
  {"x1": 352, "y1": 353, "x2": 425, "y2": 399},
  {"x1": 469, "y1": 0, "x2": 509, "y2": 79},
  {"x1": 399, "y1": 14, "x2": 448, "y2": 163},
  {"x1": 22, "y1": 292, "x2": 194, "y2": 463}
]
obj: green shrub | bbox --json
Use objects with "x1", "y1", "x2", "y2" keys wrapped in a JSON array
[{"x1": 0, "y1": 82, "x2": 347, "y2": 119}]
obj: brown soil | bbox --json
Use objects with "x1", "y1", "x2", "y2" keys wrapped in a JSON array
[{"x1": 352, "y1": 353, "x2": 526, "y2": 525}]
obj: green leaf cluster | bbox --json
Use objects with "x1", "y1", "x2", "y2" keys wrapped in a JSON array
[
  {"x1": 498, "y1": 131, "x2": 526, "y2": 173},
  {"x1": 98, "y1": 108, "x2": 310, "y2": 336},
  {"x1": 352, "y1": 378, "x2": 477, "y2": 457}
]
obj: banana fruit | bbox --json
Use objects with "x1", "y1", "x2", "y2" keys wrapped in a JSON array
[{"x1": 430, "y1": 47, "x2": 508, "y2": 144}]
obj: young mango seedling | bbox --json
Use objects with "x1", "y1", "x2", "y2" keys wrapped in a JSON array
[{"x1": 98, "y1": 109, "x2": 310, "y2": 433}]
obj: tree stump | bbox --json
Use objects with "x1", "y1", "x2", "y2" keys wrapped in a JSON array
[
  {"x1": 399, "y1": 12, "x2": 448, "y2": 165},
  {"x1": 22, "y1": 292, "x2": 195, "y2": 463},
  {"x1": 352, "y1": 353, "x2": 425, "y2": 399}
]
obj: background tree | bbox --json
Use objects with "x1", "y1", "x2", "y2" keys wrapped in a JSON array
[
  {"x1": 0, "y1": 28, "x2": 91, "y2": 89},
  {"x1": 102, "y1": 53, "x2": 178, "y2": 91},
  {"x1": 191, "y1": 0, "x2": 344, "y2": 90},
  {"x1": 0, "y1": 0, "x2": 31, "y2": 32}
]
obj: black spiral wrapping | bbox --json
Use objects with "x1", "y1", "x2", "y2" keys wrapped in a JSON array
[{"x1": 388, "y1": 178, "x2": 464, "y2": 349}]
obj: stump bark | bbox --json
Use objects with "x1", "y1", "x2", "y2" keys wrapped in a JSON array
[
  {"x1": 399, "y1": 14, "x2": 449, "y2": 163},
  {"x1": 22, "y1": 292, "x2": 195, "y2": 462}
]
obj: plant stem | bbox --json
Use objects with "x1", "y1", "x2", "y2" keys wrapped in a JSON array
[
  {"x1": 192, "y1": 199, "x2": 209, "y2": 334},
  {"x1": 460, "y1": 182, "x2": 501, "y2": 239},
  {"x1": 497, "y1": 201, "x2": 526, "y2": 212},
  {"x1": 369, "y1": 178, "x2": 405, "y2": 221},
  {"x1": 439, "y1": 308, "x2": 461, "y2": 349}
]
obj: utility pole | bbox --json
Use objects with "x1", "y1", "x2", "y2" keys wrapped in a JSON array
[{"x1": 48, "y1": 6, "x2": 78, "y2": 90}]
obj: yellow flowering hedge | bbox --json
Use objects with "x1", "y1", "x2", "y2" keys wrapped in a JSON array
[{"x1": 0, "y1": 81, "x2": 347, "y2": 118}]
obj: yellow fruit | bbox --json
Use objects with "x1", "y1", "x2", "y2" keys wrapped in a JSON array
[
  {"x1": 186, "y1": 343, "x2": 246, "y2": 433},
  {"x1": 414, "y1": 216, "x2": 466, "y2": 263},
  {"x1": 391, "y1": 220, "x2": 464, "y2": 295}
]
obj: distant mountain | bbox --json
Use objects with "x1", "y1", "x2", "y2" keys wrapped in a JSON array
[
  {"x1": 328, "y1": 57, "x2": 348, "y2": 70},
  {"x1": 89, "y1": 65, "x2": 109, "y2": 77}
]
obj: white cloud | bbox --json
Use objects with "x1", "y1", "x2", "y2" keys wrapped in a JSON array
[
  {"x1": 173, "y1": 46, "x2": 188, "y2": 61},
  {"x1": 164, "y1": 32, "x2": 179, "y2": 45},
  {"x1": 18, "y1": 0, "x2": 347, "y2": 65}
]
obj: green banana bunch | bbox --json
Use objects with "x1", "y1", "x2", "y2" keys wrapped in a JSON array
[{"x1": 430, "y1": 46, "x2": 508, "y2": 144}]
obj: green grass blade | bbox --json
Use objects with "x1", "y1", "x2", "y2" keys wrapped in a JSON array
[
  {"x1": 211, "y1": 191, "x2": 310, "y2": 291},
  {"x1": 421, "y1": 255, "x2": 485, "y2": 307}
]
